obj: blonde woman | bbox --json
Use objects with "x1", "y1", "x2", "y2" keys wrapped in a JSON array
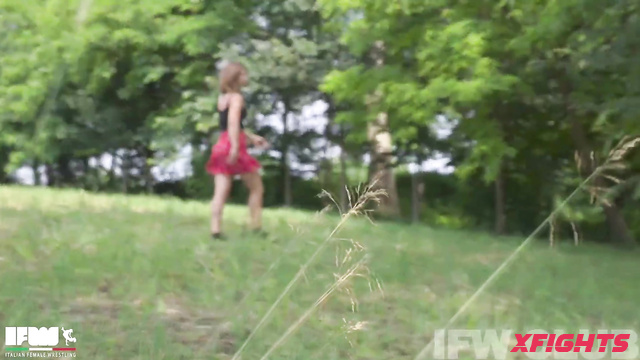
[{"x1": 205, "y1": 62, "x2": 269, "y2": 239}]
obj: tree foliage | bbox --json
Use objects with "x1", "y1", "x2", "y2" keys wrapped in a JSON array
[{"x1": 1, "y1": 0, "x2": 638, "y2": 243}]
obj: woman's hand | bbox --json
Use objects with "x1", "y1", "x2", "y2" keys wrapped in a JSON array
[
  {"x1": 252, "y1": 135, "x2": 270, "y2": 149},
  {"x1": 227, "y1": 147, "x2": 239, "y2": 165}
]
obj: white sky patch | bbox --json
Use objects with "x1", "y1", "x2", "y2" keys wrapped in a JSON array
[{"x1": 12, "y1": 101, "x2": 456, "y2": 184}]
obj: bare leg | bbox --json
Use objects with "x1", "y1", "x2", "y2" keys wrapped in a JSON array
[
  {"x1": 241, "y1": 171, "x2": 264, "y2": 230},
  {"x1": 211, "y1": 174, "x2": 233, "y2": 235}
]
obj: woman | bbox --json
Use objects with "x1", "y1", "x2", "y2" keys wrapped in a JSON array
[{"x1": 205, "y1": 62, "x2": 269, "y2": 239}]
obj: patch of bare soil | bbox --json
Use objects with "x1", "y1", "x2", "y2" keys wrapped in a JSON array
[{"x1": 60, "y1": 292, "x2": 240, "y2": 355}]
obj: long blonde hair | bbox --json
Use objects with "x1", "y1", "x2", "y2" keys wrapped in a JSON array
[{"x1": 219, "y1": 62, "x2": 247, "y2": 94}]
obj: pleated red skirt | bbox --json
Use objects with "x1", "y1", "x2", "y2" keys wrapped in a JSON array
[{"x1": 205, "y1": 131, "x2": 261, "y2": 175}]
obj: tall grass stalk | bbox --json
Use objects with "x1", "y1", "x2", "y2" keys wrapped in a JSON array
[
  {"x1": 413, "y1": 136, "x2": 639, "y2": 360},
  {"x1": 258, "y1": 257, "x2": 369, "y2": 360},
  {"x1": 230, "y1": 181, "x2": 385, "y2": 360},
  {"x1": 194, "y1": 206, "x2": 334, "y2": 357}
]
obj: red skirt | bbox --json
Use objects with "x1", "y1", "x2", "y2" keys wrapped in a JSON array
[{"x1": 205, "y1": 131, "x2": 261, "y2": 175}]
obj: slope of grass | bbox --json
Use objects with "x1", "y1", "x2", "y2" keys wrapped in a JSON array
[{"x1": 0, "y1": 185, "x2": 638, "y2": 359}]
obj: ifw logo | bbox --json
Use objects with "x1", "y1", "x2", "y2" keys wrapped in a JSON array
[
  {"x1": 433, "y1": 329, "x2": 639, "y2": 359},
  {"x1": 4, "y1": 327, "x2": 77, "y2": 358}
]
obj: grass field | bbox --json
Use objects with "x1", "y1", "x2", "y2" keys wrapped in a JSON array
[{"x1": 0, "y1": 185, "x2": 638, "y2": 359}]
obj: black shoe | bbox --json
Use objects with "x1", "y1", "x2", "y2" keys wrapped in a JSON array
[{"x1": 211, "y1": 233, "x2": 226, "y2": 240}]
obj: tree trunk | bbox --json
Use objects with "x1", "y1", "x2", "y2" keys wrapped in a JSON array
[
  {"x1": 282, "y1": 103, "x2": 293, "y2": 207},
  {"x1": 121, "y1": 153, "x2": 129, "y2": 194},
  {"x1": 107, "y1": 152, "x2": 117, "y2": 189},
  {"x1": 143, "y1": 147, "x2": 154, "y2": 194},
  {"x1": 80, "y1": 157, "x2": 89, "y2": 190},
  {"x1": 569, "y1": 118, "x2": 635, "y2": 246},
  {"x1": 411, "y1": 171, "x2": 424, "y2": 223},
  {"x1": 570, "y1": 221, "x2": 582, "y2": 246},
  {"x1": 57, "y1": 154, "x2": 74, "y2": 186},
  {"x1": 549, "y1": 214, "x2": 557, "y2": 247},
  {"x1": 494, "y1": 163, "x2": 507, "y2": 235},
  {"x1": 45, "y1": 164, "x2": 56, "y2": 187},
  {"x1": 339, "y1": 144, "x2": 349, "y2": 212},
  {"x1": 0, "y1": 146, "x2": 10, "y2": 184},
  {"x1": 367, "y1": 40, "x2": 400, "y2": 218},
  {"x1": 33, "y1": 160, "x2": 41, "y2": 185},
  {"x1": 88, "y1": 157, "x2": 100, "y2": 192},
  {"x1": 368, "y1": 113, "x2": 401, "y2": 217}
]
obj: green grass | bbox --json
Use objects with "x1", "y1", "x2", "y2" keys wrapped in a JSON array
[{"x1": 0, "y1": 185, "x2": 638, "y2": 359}]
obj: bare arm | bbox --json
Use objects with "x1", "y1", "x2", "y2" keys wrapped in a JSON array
[
  {"x1": 227, "y1": 93, "x2": 243, "y2": 153},
  {"x1": 242, "y1": 128, "x2": 269, "y2": 149},
  {"x1": 243, "y1": 128, "x2": 258, "y2": 143}
]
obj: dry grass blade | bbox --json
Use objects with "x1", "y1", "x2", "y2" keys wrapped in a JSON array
[
  {"x1": 608, "y1": 135, "x2": 640, "y2": 162},
  {"x1": 230, "y1": 180, "x2": 385, "y2": 360},
  {"x1": 587, "y1": 136, "x2": 640, "y2": 207},
  {"x1": 256, "y1": 185, "x2": 382, "y2": 359},
  {"x1": 258, "y1": 258, "x2": 370, "y2": 360},
  {"x1": 599, "y1": 162, "x2": 628, "y2": 171},
  {"x1": 413, "y1": 153, "x2": 615, "y2": 360},
  {"x1": 195, "y1": 209, "x2": 333, "y2": 358},
  {"x1": 601, "y1": 174, "x2": 623, "y2": 184},
  {"x1": 319, "y1": 189, "x2": 344, "y2": 215}
]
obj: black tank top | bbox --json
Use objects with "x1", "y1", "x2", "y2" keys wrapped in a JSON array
[{"x1": 218, "y1": 106, "x2": 246, "y2": 131}]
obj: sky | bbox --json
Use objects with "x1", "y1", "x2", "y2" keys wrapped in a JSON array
[{"x1": 13, "y1": 100, "x2": 455, "y2": 185}]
